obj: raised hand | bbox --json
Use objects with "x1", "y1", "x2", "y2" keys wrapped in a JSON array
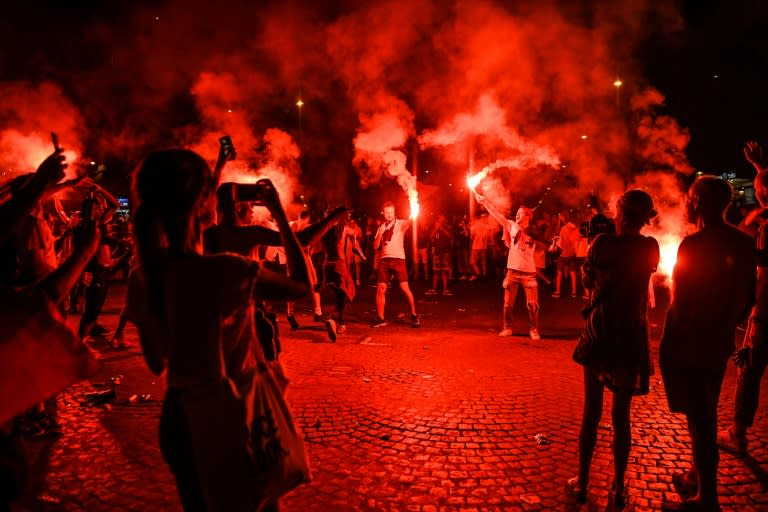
[
  {"x1": 744, "y1": 141, "x2": 764, "y2": 171},
  {"x1": 35, "y1": 152, "x2": 67, "y2": 187}
]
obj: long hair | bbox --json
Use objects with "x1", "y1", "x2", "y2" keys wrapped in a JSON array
[{"x1": 131, "y1": 149, "x2": 212, "y2": 315}]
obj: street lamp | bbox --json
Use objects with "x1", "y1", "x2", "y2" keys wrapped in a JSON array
[
  {"x1": 296, "y1": 98, "x2": 304, "y2": 136},
  {"x1": 613, "y1": 78, "x2": 622, "y2": 109}
]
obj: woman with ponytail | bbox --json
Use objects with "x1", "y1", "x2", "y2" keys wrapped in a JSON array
[{"x1": 131, "y1": 149, "x2": 309, "y2": 511}]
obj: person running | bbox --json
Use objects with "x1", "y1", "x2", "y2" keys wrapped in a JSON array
[
  {"x1": 566, "y1": 189, "x2": 659, "y2": 509},
  {"x1": 318, "y1": 212, "x2": 367, "y2": 339},
  {"x1": 371, "y1": 201, "x2": 419, "y2": 328}
]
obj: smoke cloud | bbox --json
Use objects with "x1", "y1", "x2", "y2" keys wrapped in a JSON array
[{"x1": 0, "y1": 0, "x2": 693, "y2": 225}]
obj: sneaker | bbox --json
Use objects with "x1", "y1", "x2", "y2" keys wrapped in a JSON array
[
  {"x1": 371, "y1": 317, "x2": 387, "y2": 328},
  {"x1": 570, "y1": 292, "x2": 577, "y2": 298},
  {"x1": 498, "y1": 328, "x2": 513, "y2": 337},
  {"x1": 425, "y1": 289, "x2": 438, "y2": 296},
  {"x1": 529, "y1": 329, "x2": 541, "y2": 341},
  {"x1": 337, "y1": 323, "x2": 347, "y2": 334},
  {"x1": 313, "y1": 314, "x2": 327, "y2": 323},
  {"x1": 552, "y1": 292, "x2": 560, "y2": 298},
  {"x1": 442, "y1": 289, "x2": 452, "y2": 296},
  {"x1": 411, "y1": 314, "x2": 420, "y2": 328},
  {"x1": 287, "y1": 314, "x2": 300, "y2": 330},
  {"x1": 467, "y1": 275, "x2": 477, "y2": 282},
  {"x1": 458, "y1": 275, "x2": 467, "y2": 281},
  {"x1": 325, "y1": 319, "x2": 337, "y2": 342},
  {"x1": 717, "y1": 428, "x2": 747, "y2": 455},
  {"x1": 582, "y1": 293, "x2": 590, "y2": 299}
]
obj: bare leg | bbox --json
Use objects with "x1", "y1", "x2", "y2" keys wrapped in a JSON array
[
  {"x1": 376, "y1": 283, "x2": 387, "y2": 319},
  {"x1": 578, "y1": 367, "x2": 604, "y2": 489},
  {"x1": 398, "y1": 282, "x2": 417, "y2": 315},
  {"x1": 611, "y1": 390, "x2": 633, "y2": 497}
]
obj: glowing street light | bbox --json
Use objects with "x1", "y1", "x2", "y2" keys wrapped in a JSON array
[
  {"x1": 580, "y1": 134, "x2": 588, "y2": 140},
  {"x1": 613, "y1": 78, "x2": 623, "y2": 109},
  {"x1": 296, "y1": 99, "x2": 304, "y2": 108}
]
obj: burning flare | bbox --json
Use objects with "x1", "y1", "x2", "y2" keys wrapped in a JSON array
[
  {"x1": 657, "y1": 234, "x2": 681, "y2": 278},
  {"x1": 408, "y1": 189, "x2": 420, "y2": 219}
]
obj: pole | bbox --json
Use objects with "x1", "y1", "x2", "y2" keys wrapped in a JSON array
[{"x1": 412, "y1": 140, "x2": 418, "y2": 268}]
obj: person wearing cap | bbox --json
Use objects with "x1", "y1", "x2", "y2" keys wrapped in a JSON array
[
  {"x1": 566, "y1": 189, "x2": 659, "y2": 509},
  {"x1": 472, "y1": 192, "x2": 544, "y2": 340},
  {"x1": 660, "y1": 176, "x2": 755, "y2": 511}
]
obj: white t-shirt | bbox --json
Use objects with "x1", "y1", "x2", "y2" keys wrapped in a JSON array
[
  {"x1": 378, "y1": 219, "x2": 407, "y2": 260},
  {"x1": 504, "y1": 220, "x2": 536, "y2": 273}
]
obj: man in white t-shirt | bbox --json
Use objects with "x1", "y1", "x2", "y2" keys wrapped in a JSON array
[
  {"x1": 473, "y1": 191, "x2": 542, "y2": 340},
  {"x1": 372, "y1": 201, "x2": 419, "y2": 328}
]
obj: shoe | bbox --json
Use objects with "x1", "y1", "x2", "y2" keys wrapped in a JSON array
[
  {"x1": 552, "y1": 292, "x2": 560, "y2": 298},
  {"x1": 565, "y1": 477, "x2": 587, "y2": 504},
  {"x1": 468, "y1": 275, "x2": 477, "y2": 282},
  {"x1": 442, "y1": 289, "x2": 452, "y2": 296},
  {"x1": 610, "y1": 481, "x2": 628, "y2": 510},
  {"x1": 458, "y1": 275, "x2": 467, "y2": 281},
  {"x1": 570, "y1": 292, "x2": 577, "y2": 298},
  {"x1": 498, "y1": 328, "x2": 513, "y2": 337},
  {"x1": 582, "y1": 293, "x2": 590, "y2": 299},
  {"x1": 371, "y1": 317, "x2": 387, "y2": 328},
  {"x1": 717, "y1": 427, "x2": 747, "y2": 455},
  {"x1": 325, "y1": 319, "x2": 337, "y2": 342},
  {"x1": 425, "y1": 289, "x2": 438, "y2": 296},
  {"x1": 338, "y1": 323, "x2": 347, "y2": 334},
  {"x1": 313, "y1": 314, "x2": 327, "y2": 323},
  {"x1": 671, "y1": 471, "x2": 698, "y2": 498},
  {"x1": 529, "y1": 329, "x2": 541, "y2": 341},
  {"x1": 411, "y1": 315, "x2": 420, "y2": 328}
]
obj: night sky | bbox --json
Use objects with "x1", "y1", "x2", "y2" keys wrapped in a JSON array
[{"x1": 1, "y1": 0, "x2": 766, "y2": 203}]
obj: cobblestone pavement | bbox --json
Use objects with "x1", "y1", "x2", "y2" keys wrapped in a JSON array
[{"x1": 14, "y1": 279, "x2": 768, "y2": 512}]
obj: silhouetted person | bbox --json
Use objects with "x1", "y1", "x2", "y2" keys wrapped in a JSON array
[
  {"x1": 567, "y1": 190, "x2": 659, "y2": 509},
  {"x1": 131, "y1": 150, "x2": 309, "y2": 511},
  {"x1": 718, "y1": 152, "x2": 768, "y2": 456},
  {"x1": 660, "y1": 177, "x2": 755, "y2": 511}
]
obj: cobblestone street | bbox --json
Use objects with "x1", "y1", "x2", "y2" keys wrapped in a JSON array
[{"x1": 15, "y1": 280, "x2": 768, "y2": 511}]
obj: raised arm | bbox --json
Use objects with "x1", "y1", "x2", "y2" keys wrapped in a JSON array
[
  {"x1": 473, "y1": 191, "x2": 508, "y2": 227},
  {"x1": 744, "y1": 141, "x2": 765, "y2": 175},
  {"x1": 40, "y1": 222, "x2": 100, "y2": 305},
  {"x1": 254, "y1": 179, "x2": 309, "y2": 300},
  {"x1": 0, "y1": 153, "x2": 66, "y2": 243},
  {"x1": 296, "y1": 207, "x2": 349, "y2": 246}
]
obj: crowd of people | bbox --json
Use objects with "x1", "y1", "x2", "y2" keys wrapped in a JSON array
[{"x1": 0, "y1": 139, "x2": 766, "y2": 511}]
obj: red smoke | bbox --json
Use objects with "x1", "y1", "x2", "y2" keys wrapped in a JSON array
[
  {"x1": 1, "y1": 0, "x2": 695, "y2": 221},
  {"x1": 0, "y1": 82, "x2": 83, "y2": 180}
]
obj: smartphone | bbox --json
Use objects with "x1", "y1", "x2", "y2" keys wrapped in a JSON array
[
  {"x1": 51, "y1": 132, "x2": 61, "y2": 152},
  {"x1": 219, "y1": 135, "x2": 236, "y2": 159},
  {"x1": 235, "y1": 183, "x2": 266, "y2": 205}
]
